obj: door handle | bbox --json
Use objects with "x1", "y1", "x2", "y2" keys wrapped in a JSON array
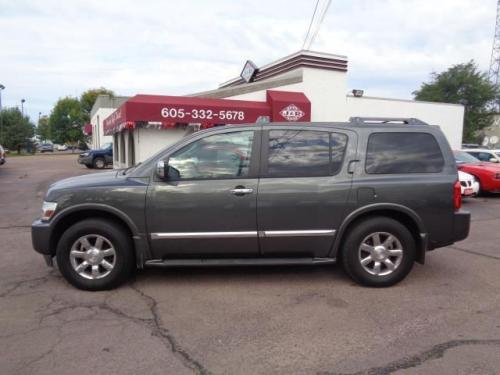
[{"x1": 230, "y1": 187, "x2": 253, "y2": 196}]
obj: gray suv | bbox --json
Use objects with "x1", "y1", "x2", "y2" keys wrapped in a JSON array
[{"x1": 32, "y1": 118, "x2": 470, "y2": 290}]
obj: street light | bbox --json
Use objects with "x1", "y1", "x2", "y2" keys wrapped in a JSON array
[
  {"x1": 21, "y1": 98, "x2": 26, "y2": 116},
  {"x1": 0, "y1": 84, "x2": 5, "y2": 144}
]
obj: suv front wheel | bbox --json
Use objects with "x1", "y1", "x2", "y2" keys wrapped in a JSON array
[
  {"x1": 341, "y1": 217, "x2": 416, "y2": 287},
  {"x1": 56, "y1": 219, "x2": 135, "y2": 291}
]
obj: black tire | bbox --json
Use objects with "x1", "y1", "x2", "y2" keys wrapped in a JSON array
[
  {"x1": 85, "y1": 164, "x2": 93, "y2": 169},
  {"x1": 93, "y1": 157, "x2": 106, "y2": 169},
  {"x1": 341, "y1": 216, "x2": 416, "y2": 287},
  {"x1": 56, "y1": 219, "x2": 135, "y2": 291}
]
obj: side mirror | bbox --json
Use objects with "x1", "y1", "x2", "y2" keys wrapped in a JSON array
[
  {"x1": 489, "y1": 158, "x2": 499, "y2": 163},
  {"x1": 156, "y1": 159, "x2": 181, "y2": 180},
  {"x1": 156, "y1": 160, "x2": 168, "y2": 179}
]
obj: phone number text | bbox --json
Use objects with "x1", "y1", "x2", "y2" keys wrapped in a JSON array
[{"x1": 161, "y1": 108, "x2": 245, "y2": 121}]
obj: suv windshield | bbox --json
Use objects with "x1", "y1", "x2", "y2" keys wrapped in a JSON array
[
  {"x1": 454, "y1": 150, "x2": 480, "y2": 163},
  {"x1": 101, "y1": 143, "x2": 112, "y2": 149}
]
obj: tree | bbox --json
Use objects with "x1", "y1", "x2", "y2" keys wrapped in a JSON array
[
  {"x1": 0, "y1": 108, "x2": 35, "y2": 153},
  {"x1": 80, "y1": 88, "x2": 114, "y2": 123},
  {"x1": 49, "y1": 97, "x2": 84, "y2": 151},
  {"x1": 36, "y1": 115, "x2": 51, "y2": 142},
  {"x1": 413, "y1": 61, "x2": 499, "y2": 143}
]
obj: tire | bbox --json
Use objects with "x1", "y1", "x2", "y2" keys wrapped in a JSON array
[
  {"x1": 85, "y1": 164, "x2": 93, "y2": 169},
  {"x1": 93, "y1": 157, "x2": 106, "y2": 169},
  {"x1": 56, "y1": 219, "x2": 135, "y2": 291},
  {"x1": 341, "y1": 216, "x2": 416, "y2": 287}
]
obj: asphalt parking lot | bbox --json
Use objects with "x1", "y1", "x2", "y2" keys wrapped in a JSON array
[{"x1": 0, "y1": 154, "x2": 499, "y2": 375}]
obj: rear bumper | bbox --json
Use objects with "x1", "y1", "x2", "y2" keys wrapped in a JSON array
[
  {"x1": 31, "y1": 219, "x2": 53, "y2": 255},
  {"x1": 452, "y1": 210, "x2": 471, "y2": 243}
]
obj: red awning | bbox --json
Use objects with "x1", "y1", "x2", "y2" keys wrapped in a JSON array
[{"x1": 104, "y1": 91, "x2": 311, "y2": 135}]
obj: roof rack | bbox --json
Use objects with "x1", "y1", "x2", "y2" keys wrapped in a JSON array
[{"x1": 349, "y1": 117, "x2": 428, "y2": 126}]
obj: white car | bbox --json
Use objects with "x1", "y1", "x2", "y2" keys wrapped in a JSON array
[
  {"x1": 458, "y1": 170, "x2": 479, "y2": 197},
  {"x1": 57, "y1": 144, "x2": 68, "y2": 151},
  {"x1": 462, "y1": 149, "x2": 500, "y2": 163}
]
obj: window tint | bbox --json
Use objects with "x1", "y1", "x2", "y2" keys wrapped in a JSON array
[
  {"x1": 168, "y1": 131, "x2": 254, "y2": 180},
  {"x1": 477, "y1": 152, "x2": 492, "y2": 161},
  {"x1": 267, "y1": 130, "x2": 347, "y2": 177},
  {"x1": 366, "y1": 132, "x2": 444, "y2": 174}
]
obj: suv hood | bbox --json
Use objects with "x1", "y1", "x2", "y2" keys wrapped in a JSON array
[{"x1": 47, "y1": 170, "x2": 121, "y2": 193}]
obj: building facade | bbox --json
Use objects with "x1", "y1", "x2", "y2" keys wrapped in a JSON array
[{"x1": 94, "y1": 50, "x2": 465, "y2": 168}]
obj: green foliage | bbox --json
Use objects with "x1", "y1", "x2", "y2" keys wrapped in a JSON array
[
  {"x1": 48, "y1": 97, "x2": 84, "y2": 146},
  {"x1": 80, "y1": 88, "x2": 114, "y2": 123},
  {"x1": 413, "y1": 61, "x2": 499, "y2": 142},
  {"x1": 0, "y1": 108, "x2": 35, "y2": 153},
  {"x1": 36, "y1": 115, "x2": 51, "y2": 141}
]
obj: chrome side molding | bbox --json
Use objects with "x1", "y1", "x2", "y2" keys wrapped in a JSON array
[{"x1": 151, "y1": 229, "x2": 336, "y2": 240}]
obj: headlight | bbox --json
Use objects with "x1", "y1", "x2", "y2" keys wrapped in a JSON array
[
  {"x1": 41, "y1": 201, "x2": 58, "y2": 221},
  {"x1": 81, "y1": 152, "x2": 89, "y2": 157}
]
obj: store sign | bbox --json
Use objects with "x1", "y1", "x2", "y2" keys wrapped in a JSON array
[
  {"x1": 240, "y1": 60, "x2": 258, "y2": 83},
  {"x1": 279, "y1": 104, "x2": 305, "y2": 121}
]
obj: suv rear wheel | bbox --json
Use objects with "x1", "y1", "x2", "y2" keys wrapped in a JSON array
[
  {"x1": 341, "y1": 217, "x2": 415, "y2": 287},
  {"x1": 56, "y1": 219, "x2": 135, "y2": 291}
]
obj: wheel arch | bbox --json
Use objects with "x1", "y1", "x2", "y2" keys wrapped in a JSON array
[
  {"x1": 48, "y1": 204, "x2": 146, "y2": 267},
  {"x1": 331, "y1": 204, "x2": 427, "y2": 264}
]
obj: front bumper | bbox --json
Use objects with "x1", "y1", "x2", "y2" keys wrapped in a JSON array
[
  {"x1": 78, "y1": 155, "x2": 92, "y2": 165},
  {"x1": 31, "y1": 219, "x2": 53, "y2": 255},
  {"x1": 452, "y1": 210, "x2": 471, "y2": 243}
]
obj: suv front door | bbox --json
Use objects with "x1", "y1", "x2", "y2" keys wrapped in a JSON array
[
  {"x1": 146, "y1": 128, "x2": 260, "y2": 259},
  {"x1": 257, "y1": 127, "x2": 356, "y2": 258}
]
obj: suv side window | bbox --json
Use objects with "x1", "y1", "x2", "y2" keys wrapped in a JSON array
[
  {"x1": 168, "y1": 131, "x2": 254, "y2": 180},
  {"x1": 366, "y1": 132, "x2": 444, "y2": 174},
  {"x1": 266, "y1": 130, "x2": 348, "y2": 177},
  {"x1": 477, "y1": 152, "x2": 492, "y2": 161}
]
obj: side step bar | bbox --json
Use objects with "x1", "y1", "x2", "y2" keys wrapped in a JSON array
[{"x1": 145, "y1": 257, "x2": 336, "y2": 267}]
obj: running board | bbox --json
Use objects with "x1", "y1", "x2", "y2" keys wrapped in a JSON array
[{"x1": 145, "y1": 257, "x2": 336, "y2": 267}]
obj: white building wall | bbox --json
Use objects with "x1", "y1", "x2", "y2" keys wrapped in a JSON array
[
  {"x1": 223, "y1": 68, "x2": 348, "y2": 122},
  {"x1": 346, "y1": 96, "x2": 465, "y2": 149},
  {"x1": 90, "y1": 108, "x2": 114, "y2": 149}
]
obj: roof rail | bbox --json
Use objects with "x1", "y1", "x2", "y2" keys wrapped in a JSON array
[{"x1": 349, "y1": 117, "x2": 428, "y2": 126}]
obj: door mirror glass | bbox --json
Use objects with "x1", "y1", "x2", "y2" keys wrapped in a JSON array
[{"x1": 156, "y1": 160, "x2": 166, "y2": 179}]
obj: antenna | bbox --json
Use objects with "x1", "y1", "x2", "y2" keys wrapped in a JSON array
[{"x1": 489, "y1": 0, "x2": 500, "y2": 110}]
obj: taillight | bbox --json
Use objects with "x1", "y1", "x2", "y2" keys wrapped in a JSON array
[{"x1": 454, "y1": 180, "x2": 461, "y2": 210}]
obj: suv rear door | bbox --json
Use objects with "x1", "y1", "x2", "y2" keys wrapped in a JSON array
[{"x1": 257, "y1": 126, "x2": 356, "y2": 258}]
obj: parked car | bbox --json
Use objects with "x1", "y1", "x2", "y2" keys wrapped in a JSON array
[
  {"x1": 454, "y1": 150, "x2": 500, "y2": 194},
  {"x1": 57, "y1": 144, "x2": 68, "y2": 151},
  {"x1": 77, "y1": 143, "x2": 113, "y2": 169},
  {"x1": 39, "y1": 143, "x2": 54, "y2": 153},
  {"x1": 458, "y1": 170, "x2": 479, "y2": 197},
  {"x1": 32, "y1": 118, "x2": 470, "y2": 290},
  {"x1": 0, "y1": 144, "x2": 5, "y2": 165},
  {"x1": 462, "y1": 148, "x2": 500, "y2": 163}
]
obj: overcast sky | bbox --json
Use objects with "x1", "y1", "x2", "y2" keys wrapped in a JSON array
[{"x1": 0, "y1": 0, "x2": 497, "y2": 123}]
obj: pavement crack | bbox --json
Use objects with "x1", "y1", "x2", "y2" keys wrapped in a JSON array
[
  {"x1": 448, "y1": 246, "x2": 500, "y2": 260},
  {"x1": 0, "y1": 274, "x2": 53, "y2": 298},
  {"x1": 323, "y1": 339, "x2": 500, "y2": 375},
  {"x1": 129, "y1": 283, "x2": 212, "y2": 375}
]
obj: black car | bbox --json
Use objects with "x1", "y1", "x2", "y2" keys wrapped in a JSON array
[{"x1": 32, "y1": 118, "x2": 470, "y2": 290}]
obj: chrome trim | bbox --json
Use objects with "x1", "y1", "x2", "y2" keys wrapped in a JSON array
[
  {"x1": 151, "y1": 231, "x2": 258, "y2": 240},
  {"x1": 230, "y1": 188, "x2": 253, "y2": 195},
  {"x1": 262, "y1": 229, "x2": 336, "y2": 237}
]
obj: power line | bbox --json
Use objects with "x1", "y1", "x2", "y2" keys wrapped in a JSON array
[
  {"x1": 304, "y1": 0, "x2": 332, "y2": 50},
  {"x1": 302, "y1": 0, "x2": 320, "y2": 50}
]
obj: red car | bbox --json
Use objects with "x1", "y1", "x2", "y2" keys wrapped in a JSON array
[{"x1": 454, "y1": 150, "x2": 500, "y2": 193}]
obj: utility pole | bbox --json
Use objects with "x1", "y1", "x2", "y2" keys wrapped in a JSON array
[{"x1": 489, "y1": 0, "x2": 500, "y2": 111}]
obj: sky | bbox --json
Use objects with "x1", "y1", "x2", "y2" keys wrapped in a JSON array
[{"x1": 0, "y1": 0, "x2": 497, "y2": 124}]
